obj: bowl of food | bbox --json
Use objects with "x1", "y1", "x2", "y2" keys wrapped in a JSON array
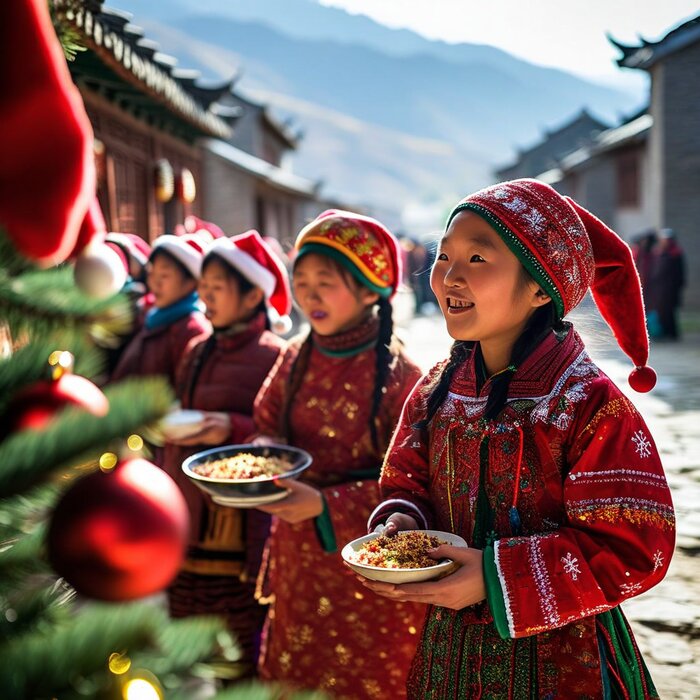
[
  {"x1": 160, "y1": 409, "x2": 206, "y2": 441},
  {"x1": 181, "y1": 443, "x2": 312, "y2": 508},
  {"x1": 342, "y1": 529, "x2": 468, "y2": 584}
]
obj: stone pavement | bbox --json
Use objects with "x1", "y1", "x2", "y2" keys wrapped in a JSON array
[{"x1": 396, "y1": 298, "x2": 700, "y2": 699}]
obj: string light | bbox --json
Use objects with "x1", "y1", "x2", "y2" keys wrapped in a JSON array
[
  {"x1": 99, "y1": 452, "x2": 118, "y2": 472},
  {"x1": 48, "y1": 350, "x2": 74, "y2": 379},
  {"x1": 122, "y1": 677, "x2": 162, "y2": 700},
  {"x1": 127, "y1": 434, "x2": 144, "y2": 451},
  {"x1": 108, "y1": 652, "x2": 131, "y2": 675}
]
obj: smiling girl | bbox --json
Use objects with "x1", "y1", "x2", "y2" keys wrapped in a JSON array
[
  {"x1": 365, "y1": 179, "x2": 674, "y2": 699},
  {"x1": 161, "y1": 231, "x2": 290, "y2": 679},
  {"x1": 252, "y1": 210, "x2": 425, "y2": 699}
]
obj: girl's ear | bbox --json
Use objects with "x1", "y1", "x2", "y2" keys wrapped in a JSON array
[
  {"x1": 242, "y1": 286, "x2": 265, "y2": 313},
  {"x1": 359, "y1": 287, "x2": 381, "y2": 307},
  {"x1": 533, "y1": 287, "x2": 551, "y2": 307}
]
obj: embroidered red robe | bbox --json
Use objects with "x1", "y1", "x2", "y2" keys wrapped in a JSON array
[
  {"x1": 375, "y1": 327, "x2": 674, "y2": 699},
  {"x1": 254, "y1": 327, "x2": 425, "y2": 699}
]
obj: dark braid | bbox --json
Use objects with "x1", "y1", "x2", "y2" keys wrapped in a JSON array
[
  {"x1": 483, "y1": 303, "x2": 562, "y2": 421},
  {"x1": 369, "y1": 297, "x2": 395, "y2": 453},
  {"x1": 413, "y1": 340, "x2": 473, "y2": 431},
  {"x1": 279, "y1": 332, "x2": 314, "y2": 440}
]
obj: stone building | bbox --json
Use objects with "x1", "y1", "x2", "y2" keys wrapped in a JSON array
[
  {"x1": 612, "y1": 14, "x2": 700, "y2": 307},
  {"x1": 57, "y1": 1, "x2": 234, "y2": 240}
]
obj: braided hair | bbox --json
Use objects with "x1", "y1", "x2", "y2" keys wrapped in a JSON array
[{"x1": 280, "y1": 260, "x2": 397, "y2": 454}]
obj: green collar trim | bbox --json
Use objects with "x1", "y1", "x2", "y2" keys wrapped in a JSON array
[
  {"x1": 314, "y1": 338, "x2": 376, "y2": 358},
  {"x1": 449, "y1": 202, "x2": 565, "y2": 318}
]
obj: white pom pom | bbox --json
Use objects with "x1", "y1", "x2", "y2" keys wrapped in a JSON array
[
  {"x1": 74, "y1": 241, "x2": 128, "y2": 299},
  {"x1": 268, "y1": 306, "x2": 293, "y2": 335}
]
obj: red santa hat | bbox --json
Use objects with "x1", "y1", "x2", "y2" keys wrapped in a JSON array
[
  {"x1": 105, "y1": 232, "x2": 151, "y2": 268},
  {"x1": 184, "y1": 215, "x2": 225, "y2": 241},
  {"x1": 150, "y1": 233, "x2": 207, "y2": 279},
  {"x1": 447, "y1": 178, "x2": 656, "y2": 392},
  {"x1": 207, "y1": 230, "x2": 292, "y2": 333}
]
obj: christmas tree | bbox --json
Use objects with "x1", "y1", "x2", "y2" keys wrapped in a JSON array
[{"x1": 0, "y1": 3, "x2": 322, "y2": 698}]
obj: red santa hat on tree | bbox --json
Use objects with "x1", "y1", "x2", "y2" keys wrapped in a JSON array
[
  {"x1": 447, "y1": 178, "x2": 657, "y2": 392},
  {"x1": 207, "y1": 230, "x2": 292, "y2": 334},
  {"x1": 150, "y1": 234, "x2": 207, "y2": 279}
]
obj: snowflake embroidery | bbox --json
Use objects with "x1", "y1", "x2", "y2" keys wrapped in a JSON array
[
  {"x1": 522, "y1": 209, "x2": 548, "y2": 232},
  {"x1": 560, "y1": 552, "x2": 581, "y2": 580},
  {"x1": 502, "y1": 196, "x2": 528, "y2": 213},
  {"x1": 620, "y1": 581, "x2": 643, "y2": 596},
  {"x1": 493, "y1": 186, "x2": 510, "y2": 200},
  {"x1": 631, "y1": 430, "x2": 652, "y2": 458},
  {"x1": 653, "y1": 550, "x2": 664, "y2": 572}
]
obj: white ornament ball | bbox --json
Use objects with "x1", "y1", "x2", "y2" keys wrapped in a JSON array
[{"x1": 74, "y1": 241, "x2": 128, "y2": 299}]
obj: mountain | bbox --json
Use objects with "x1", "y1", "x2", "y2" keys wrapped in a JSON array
[{"x1": 112, "y1": 0, "x2": 644, "y2": 226}]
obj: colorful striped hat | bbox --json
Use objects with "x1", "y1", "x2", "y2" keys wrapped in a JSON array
[{"x1": 295, "y1": 210, "x2": 401, "y2": 299}]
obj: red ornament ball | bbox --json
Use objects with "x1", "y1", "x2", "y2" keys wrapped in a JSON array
[
  {"x1": 628, "y1": 365, "x2": 657, "y2": 393},
  {"x1": 48, "y1": 458, "x2": 189, "y2": 601},
  {"x1": 5, "y1": 373, "x2": 109, "y2": 434}
]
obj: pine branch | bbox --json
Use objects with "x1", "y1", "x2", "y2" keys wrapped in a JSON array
[
  {"x1": 0, "y1": 265, "x2": 132, "y2": 341},
  {"x1": 0, "y1": 601, "x2": 166, "y2": 699},
  {"x1": 0, "y1": 522, "x2": 49, "y2": 590},
  {"x1": 0, "y1": 228, "x2": 36, "y2": 278},
  {"x1": 0, "y1": 338, "x2": 104, "y2": 416},
  {"x1": 133, "y1": 615, "x2": 229, "y2": 677},
  {"x1": 0, "y1": 377, "x2": 174, "y2": 498},
  {"x1": 0, "y1": 582, "x2": 72, "y2": 644}
]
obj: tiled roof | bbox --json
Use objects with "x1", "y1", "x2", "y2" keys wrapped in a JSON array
[
  {"x1": 55, "y1": 1, "x2": 233, "y2": 139},
  {"x1": 610, "y1": 13, "x2": 700, "y2": 70}
]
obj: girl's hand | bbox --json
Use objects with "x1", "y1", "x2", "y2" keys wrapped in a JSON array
[
  {"x1": 168, "y1": 412, "x2": 231, "y2": 446},
  {"x1": 257, "y1": 479, "x2": 323, "y2": 523},
  {"x1": 250, "y1": 434, "x2": 288, "y2": 447},
  {"x1": 381, "y1": 512, "x2": 419, "y2": 536},
  {"x1": 356, "y1": 545, "x2": 486, "y2": 610}
]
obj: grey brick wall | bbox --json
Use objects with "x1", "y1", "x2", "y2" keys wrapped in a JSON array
[{"x1": 655, "y1": 41, "x2": 700, "y2": 308}]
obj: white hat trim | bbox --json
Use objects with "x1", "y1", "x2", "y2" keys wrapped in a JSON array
[
  {"x1": 209, "y1": 239, "x2": 276, "y2": 299},
  {"x1": 152, "y1": 235, "x2": 204, "y2": 278}
]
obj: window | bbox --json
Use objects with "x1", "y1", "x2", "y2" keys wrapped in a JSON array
[{"x1": 616, "y1": 149, "x2": 641, "y2": 207}]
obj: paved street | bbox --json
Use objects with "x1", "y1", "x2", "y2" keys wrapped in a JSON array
[{"x1": 396, "y1": 294, "x2": 700, "y2": 699}]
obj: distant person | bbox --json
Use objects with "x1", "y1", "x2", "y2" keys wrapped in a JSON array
[
  {"x1": 631, "y1": 228, "x2": 657, "y2": 308},
  {"x1": 650, "y1": 228, "x2": 686, "y2": 340}
]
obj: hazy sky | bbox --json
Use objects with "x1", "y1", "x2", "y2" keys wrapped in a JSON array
[{"x1": 319, "y1": 0, "x2": 700, "y2": 88}]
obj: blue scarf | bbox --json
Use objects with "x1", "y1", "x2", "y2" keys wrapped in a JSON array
[{"x1": 145, "y1": 291, "x2": 203, "y2": 331}]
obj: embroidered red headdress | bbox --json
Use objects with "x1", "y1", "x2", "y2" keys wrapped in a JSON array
[
  {"x1": 295, "y1": 210, "x2": 401, "y2": 299},
  {"x1": 448, "y1": 179, "x2": 656, "y2": 392}
]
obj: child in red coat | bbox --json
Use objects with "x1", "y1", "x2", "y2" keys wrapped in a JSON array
[
  {"x1": 364, "y1": 179, "x2": 674, "y2": 699},
  {"x1": 162, "y1": 231, "x2": 290, "y2": 678},
  {"x1": 252, "y1": 211, "x2": 425, "y2": 699},
  {"x1": 111, "y1": 234, "x2": 210, "y2": 386}
]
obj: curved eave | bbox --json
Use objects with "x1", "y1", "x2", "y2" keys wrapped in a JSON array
[{"x1": 63, "y1": 6, "x2": 231, "y2": 139}]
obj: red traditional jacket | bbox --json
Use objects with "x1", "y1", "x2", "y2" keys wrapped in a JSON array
[
  {"x1": 162, "y1": 312, "x2": 285, "y2": 577},
  {"x1": 374, "y1": 326, "x2": 674, "y2": 699},
  {"x1": 111, "y1": 310, "x2": 210, "y2": 387},
  {"x1": 253, "y1": 320, "x2": 425, "y2": 700}
]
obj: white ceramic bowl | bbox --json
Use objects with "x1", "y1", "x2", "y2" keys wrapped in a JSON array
[
  {"x1": 341, "y1": 529, "x2": 468, "y2": 584},
  {"x1": 160, "y1": 409, "x2": 205, "y2": 440}
]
